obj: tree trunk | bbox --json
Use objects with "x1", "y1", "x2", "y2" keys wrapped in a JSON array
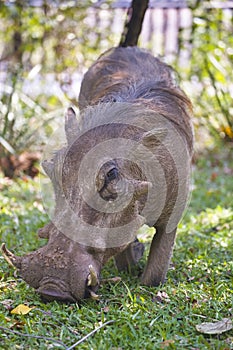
[{"x1": 119, "y1": 0, "x2": 149, "y2": 47}]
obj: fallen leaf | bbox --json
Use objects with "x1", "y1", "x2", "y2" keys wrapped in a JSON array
[
  {"x1": 4, "y1": 317, "x2": 11, "y2": 322},
  {"x1": 153, "y1": 291, "x2": 170, "y2": 303},
  {"x1": 161, "y1": 339, "x2": 175, "y2": 348},
  {"x1": 11, "y1": 304, "x2": 34, "y2": 315},
  {"x1": 11, "y1": 320, "x2": 25, "y2": 329},
  {"x1": 196, "y1": 318, "x2": 233, "y2": 334},
  {"x1": 102, "y1": 306, "x2": 110, "y2": 313},
  {"x1": 1, "y1": 299, "x2": 14, "y2": 310}
]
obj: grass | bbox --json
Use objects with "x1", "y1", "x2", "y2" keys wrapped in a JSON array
[{"x1": 0, "y1": 146, "x2": 233, "y2": 350}]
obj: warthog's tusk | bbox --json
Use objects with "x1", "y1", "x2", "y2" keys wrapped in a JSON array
[
  {"x1": 87, "y1": 264, "x2": 99, "y2": 287},
  {"x1": 1, "y1": 243, "x2": 19, "y2": 268},
  {"x1": 89, "y1": 290, "x2": 100, "y2": 300}
]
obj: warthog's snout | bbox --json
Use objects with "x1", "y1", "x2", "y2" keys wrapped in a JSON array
[
  {"x1": 1, "y1": 242, "x2": 100, "y2": 302},
  {"x1": 36, "y1": 277, "x2": 76, "y2": 302}
]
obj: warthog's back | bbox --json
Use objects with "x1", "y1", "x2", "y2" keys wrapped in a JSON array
[{"x1": 79, "y1": 47, "x2": 193, "y2": 152}]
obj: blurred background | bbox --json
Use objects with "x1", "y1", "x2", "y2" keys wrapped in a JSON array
[{"x1": 0, "y1": 0, "x2": 233, "y2": 177}]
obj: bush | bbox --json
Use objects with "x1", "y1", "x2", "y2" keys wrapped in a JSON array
[{"x1": 181, "y1": 1, "x2": 233, "y2": 146}]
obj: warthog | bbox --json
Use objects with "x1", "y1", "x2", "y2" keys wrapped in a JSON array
[{"x1": 1, "y1": 47, "x2": 193, "y2": 302}]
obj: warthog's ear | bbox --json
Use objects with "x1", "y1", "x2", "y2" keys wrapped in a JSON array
[
  {"x1": 65, "y1": 107, "x2": 79, "y2": 145},
  {"x1": 41, "y1": 159, "x2": 53, "y2": 178},
  {"x1": 141, "y1": 128, "x2": 167, "y2": 148}
]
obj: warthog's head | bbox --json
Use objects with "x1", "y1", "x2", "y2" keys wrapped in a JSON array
[{"x1": 1, "y1": 232, "x2": 101, "y2": 302}]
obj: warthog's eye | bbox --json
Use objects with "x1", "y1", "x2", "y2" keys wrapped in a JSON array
[
  {"x1": 97, "y1": 164, "x2": 119, "y2": 201},
  {"x1": 106, "y1": 167, "x2": 118, "y2": 182}
]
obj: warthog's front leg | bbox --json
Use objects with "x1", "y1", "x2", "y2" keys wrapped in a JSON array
[
  {"x1": 114, "y1": 238, "x2": 145, "y2": 271},
  {"x1": 141, "y1": 226, "x2": 177, "y2": 286}
]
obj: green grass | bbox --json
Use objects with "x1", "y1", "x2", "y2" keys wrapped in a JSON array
[{"x1": 0, "y1": 147, "x2": 233, "y2": 350}]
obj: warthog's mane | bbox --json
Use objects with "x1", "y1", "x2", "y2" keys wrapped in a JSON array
[{"x1": 78, "y1": 47, "x2": 194, "y2": 154}]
